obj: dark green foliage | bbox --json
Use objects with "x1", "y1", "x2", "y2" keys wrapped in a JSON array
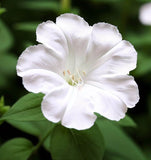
[
  {"x1": 0, "y1": 138, "x2": 34, "y2": 160},
  {"x1": 50, "y1": 124, "x2": 105, "y2": 160}
]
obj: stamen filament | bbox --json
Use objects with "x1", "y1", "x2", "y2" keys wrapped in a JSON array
[{"x1": 62, "y1": 69, "x2": 85, "y2": 86}]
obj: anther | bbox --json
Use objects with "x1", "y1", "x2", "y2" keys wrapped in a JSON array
[
  {"x1": 83, "y1": 71, "x2": 86, "y2": 76},
  {"x1": 67, "y1": 70, "x2": 71, "y2": 75},
  {"x1": 72, "y1": 75, "x2": 75, "y2": 80},
  {"x1": 63, "y1": 71, "x2": 66, "y2": 76}
]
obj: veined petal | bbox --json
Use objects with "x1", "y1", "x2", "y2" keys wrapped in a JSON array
[
  {"x1": 42, "y1": 85, "x2": 97, "y2": 130},
  {"x1": 41, "y1": 85, "x2": 72, "y2": 123},
  {"x1": 62, "y1": 87, "x2": 97, "y2": 130},
  {"x1": 22, "y1": 69, "x2": 66, "y2": 94},
  {"x1": 83, "y1": 85, "x2": 127, "y2": 121},
  {"x1": 36, "y1": 20, "x2": 68, "y2": 56},
  {"x1": 17, "y1": 44, "x2": 65, "y2": 76},
  {"x1": 87, "y1": 40, "x2": 137, "y2": 75},
  {"x1": 86, "y1": 23, "x2": 122, "y2": 65},
  {"x1": 56, "y1": 13, "x2": 92, "y2": 70},
  {"x1": 86, "y1": 75, "x2": 139, "y2": 108}
]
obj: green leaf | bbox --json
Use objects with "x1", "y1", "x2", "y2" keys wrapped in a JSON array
[
  {"x1": 133, "y1": 52, "x2": 151, "y2": 77},
  {"x1": 116, "y1": 115, "x2": 137, "y2": 127},
  {"x1": 19, "y1": 1, "x2": 60, "y2": 11},
  {"x1": 0, "y1": 96, "x2": 4, "y2": 108},
  {"x1": 0, "y1": 106, "x2": 10, "y2": 116},
  {"x1": 91, "y1": 0, "x2": 122, "y2": 2},
  {"x1": 0, "y1": 76, "x2": 7, "y2": 88},
  {"x1": 136, "y1": 0, "x2": 151, "y2": 2},
  {"x1": 7, "y1": 120, "x2": 53, "y2": 137},
  {"x1": 0, "y1": 53, "x2": 17, "y2": 76},
  {"x1": 50, "y1": 123, "x2": 105, "y2": 160},
  {"x1": 127, "y1": 32, "x2": 151, "y2": 47},
  {"x1": 14, "y1": 22, "x2": 39, "y2": 31},
  {"x1": 6, "y1": 120, "x2": 55, "y2": 152},
  {"x1": 96, "y1": 119, "x2": 147, "y2": 160},
  {"x1": 0, "y1": 20, "x2": 13, "y2": 51},
  {"x1": 0, "y1": 138, "x2": 34, "y2": 160},
  {"x1": 43, "y1": 135, "x2": 51, "y2": 151},
  {"x1": 0, "y1": 97, "x2": 10, "y2": 117},
  {"x1": 0, "y1": 8, "x2": 6, "y2": 15},
  {"x1": 104, "y1": 154, "x2": 124, "y2": 160},
  {"x1": 1, "y1": 93, "x2": 45, "y2": 121}
]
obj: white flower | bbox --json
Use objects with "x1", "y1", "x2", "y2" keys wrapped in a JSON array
[
  {"x1": 16, "y1": 13, "x2": 139, "y2": 130},
  {"x1": 139, "y1": 2, "x2": 151, "y2": 25}
]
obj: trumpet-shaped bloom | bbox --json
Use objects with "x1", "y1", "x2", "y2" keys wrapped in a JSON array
[
  {"x1": 139, "y1": 2, "x2": 151, "y2": 25},
  {"x1": 16, "y1": 13, "x2": 139, "y2": 130}
]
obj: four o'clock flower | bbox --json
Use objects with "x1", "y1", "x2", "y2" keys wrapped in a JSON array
[
  {"x1": 139, "y1": 2, "x2": 151, "y2": 25},
  {"x1": 16, "y1": 13, "x2": 139, "y2": 130}
]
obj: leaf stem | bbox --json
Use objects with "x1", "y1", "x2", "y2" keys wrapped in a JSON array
[{"x1": 33, "y1": 124, "x2": 54, "y2": 152}]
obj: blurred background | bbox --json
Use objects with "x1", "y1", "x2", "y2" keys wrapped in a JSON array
[{"x1": 0, "y1": 0, "x2": 151, "y2": 159}]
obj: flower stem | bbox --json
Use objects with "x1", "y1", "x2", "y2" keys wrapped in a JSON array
[{"x1": 33, "y1": 124, "x2": 55, "y2": 152}]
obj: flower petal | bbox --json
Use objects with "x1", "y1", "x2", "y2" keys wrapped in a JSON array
[
  {"x1": 42, "y1": 85, "x2": 97, "y2": 130},
  {"x1": 86, "y1": 23, "x2": 122, "y2": 65},
  {"x1": 17, "y1": 44, "x2": 65, "y2": 77},
  {"x1": 36, "y1": 20, "x2": 68, "y2": 56},
  {"x1": 139, "y1": 2, "x2": 151, "y2": 25},
  {"x1": 22, "y1": 69, "x2": 66, "y2": 94},
  {"x1": 83, "y1": 85, "x2": 127, "y2": 121},
  {"x1": 87, "y1": 40, "x2": 137, "y2": 75},
  {"x1": 62, "y1": 87, "x2": 97, "y2": 130},
  {"x1": 86, "y1": 75, "x2": 139, "y2": 108},
  {"x1": 41, "y1": 85, "x2": 72, "y2": 123},
  {"x1": 56, "y1": 13, "x2": 92, "y2": 69}
]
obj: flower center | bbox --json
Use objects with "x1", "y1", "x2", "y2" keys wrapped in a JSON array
[{"x1": 63, "y1": 69, "x2": 86, "y2": 86}]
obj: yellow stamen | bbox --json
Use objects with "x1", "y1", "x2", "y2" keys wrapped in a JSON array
[
  {"x1": 83, "y1": 71, "x2": 86, "y2": 76},
  {"x1": 63, "y1": 71, "x2": 66, "y2": 76},
  {"x1": 72, "y1": 75, "x2": 75, "y2": 80}
]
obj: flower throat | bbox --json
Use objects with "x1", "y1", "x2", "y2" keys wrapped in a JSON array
[{"x1": 63, "y1": 69, "x2": 85, "y2": 86}]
